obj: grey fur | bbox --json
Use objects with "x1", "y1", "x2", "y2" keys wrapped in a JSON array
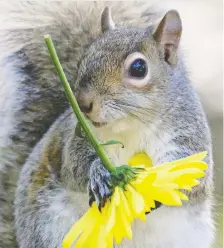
[{"x1": 0, "y1": 2, "x2": 214, "y2": 248}]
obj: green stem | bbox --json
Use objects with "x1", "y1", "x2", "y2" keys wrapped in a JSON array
[{"x1": 44, "y1": 35, "x2": 116, "y2": 174}]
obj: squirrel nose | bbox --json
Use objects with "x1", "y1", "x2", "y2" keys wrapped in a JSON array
[
  {"x1": 76, "y1": 94, "x2": 93, "y2": 114},
  {"x1": 79, "y1": 101, "x2": 93, "y2": 114}
]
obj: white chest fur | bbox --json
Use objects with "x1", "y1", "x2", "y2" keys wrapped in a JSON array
[
  {"x1": 94, "y1": 117, "x2": 170, "y2": 166},
  {"x1": 95, "y1": 119, "x2": 153, "y2": 166}
]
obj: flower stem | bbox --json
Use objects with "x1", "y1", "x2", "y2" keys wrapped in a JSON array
[{"x1": 44, "y1": 35, "x2": 116, "y2": 174}]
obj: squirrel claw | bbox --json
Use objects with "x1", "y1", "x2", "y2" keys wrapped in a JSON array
[
  {"x1": 88, "y1": 189, "x2": 95, "y2": 207},
  {"x1": 88, "y1": 159, "x2": 113, "y2": 210}
]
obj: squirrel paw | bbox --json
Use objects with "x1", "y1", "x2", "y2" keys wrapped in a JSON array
[{"x1": 88, "y1": 159, "x2": 113, "y2": 211}]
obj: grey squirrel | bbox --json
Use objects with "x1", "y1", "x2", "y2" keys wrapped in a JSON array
[{"x1": 0, "y1": 2, "x2": 215, "y2": 248}]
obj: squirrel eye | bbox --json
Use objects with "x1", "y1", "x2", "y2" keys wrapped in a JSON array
[
  {"x1": 123, "y1": 52, "x2": 151, "y2": 88},
  {"x1": 129, "y1": 59, "x2": 147, "y2": 78}
]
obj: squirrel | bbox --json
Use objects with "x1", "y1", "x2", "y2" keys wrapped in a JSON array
[{"x1": 0, "y1": 2, "x2": 215, "y2": 248}]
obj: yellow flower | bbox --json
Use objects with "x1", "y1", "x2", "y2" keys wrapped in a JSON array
[
  {"x1": 130, "y1": 152, "x2": 208, "y2": 210},
  {"x1": 62, "y1": 152, "x2": 208, "y2": 248}
]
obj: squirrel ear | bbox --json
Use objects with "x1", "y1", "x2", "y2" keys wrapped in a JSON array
[
  {"x1": 153, "y1": 10, "x2": 182, "y2": 66},
  {"x1": 101, "y1": 6, "x2": 115, "y2": 33}
]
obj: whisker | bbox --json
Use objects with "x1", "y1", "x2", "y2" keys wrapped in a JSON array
[
  {"x1": 107, "y1": 102, "x2": 151, "y2": 125},
  {"x1": 114, "y1": 100, "x2": 157, "y2": 118}
]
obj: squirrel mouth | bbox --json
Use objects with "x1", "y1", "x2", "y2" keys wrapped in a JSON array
[
  {"x1": 91, "y1": 121, "x2": 107, "y2": 128},
  {"x1": 84, "y1": 114, "x2": 107, "y2": 128}
]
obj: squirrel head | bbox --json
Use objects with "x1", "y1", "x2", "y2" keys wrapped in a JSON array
[{"x1": 75, "y1": 7, "x2": 182, "y2": 130}]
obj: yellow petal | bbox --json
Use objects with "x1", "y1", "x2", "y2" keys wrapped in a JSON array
[
  {"x1": 155, "y1": 168, "x2": 205, "y2": 185},
  {"x1": 173, "y1": 177, "x2": 200, "y2": 190},
  {"x1": 105, "y1": 188, "x2": 132, "y2": 246},
  {"x1": 175, "y1": 151, "x2": 208, "y2": 163},
  {"x1": 105, "y1": 232, "x2": 114, "y2": 248},
  {"x1": 104, "y1": 192, "x2": 117, "y2": 233},
  {"x1": 165, "y1": 151, "x2": 208, "y2": 166},
  {"x1": 149, "y1": 152, "x2": 208, "y2": 173},
  {"x1": 96, "y1": 226, "x2": 110, "y2": 248},
  {"x1": 75, "y1": 207, "x2": 102, "y2": 248},
  {"x1": 132, "y1": 171, "x2": 157, "y2": 188},
  {"x1": 132, "y1": 176, "x2": 157, "y2": 213},
  {"x1": 117, "y1": 203, "x2": 132, "y2": 241},
  {"x1": 152, "y1": 183, "x2": 179, "y2": 191},
  {"x1": 114, "y1": 187, "x2": 121, "y2": 206},
  {"x1": 175, "y1": 191, "x2": 189, "y2": 201},
  {"x1": 79, "y1": 226, "x2": 99, "y2": 248},
  {"x1": 62, "y1": 207, "x2": 96, "y2": 248},
  {"x1": 170, "y1": 161, "x2": 208, "y2": 172},
  {"x1": 62, "y1": 225, "x2": 82, "y2": 248},
  {"x1": 113, "y1": 206, "x2": 126, "y2": 244},
  {"x1": 119, "y1": 188, "x2": 133, "y2": 222},
  {"x1": 151, "y1": 190, "x2": 183, "y2": 206},
  {"x1": 128, "y1": 153, "x2": 153, "y2": 168},
  {"x1": 125, "y1": 185, "x2": 145, "y2": 215}
]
